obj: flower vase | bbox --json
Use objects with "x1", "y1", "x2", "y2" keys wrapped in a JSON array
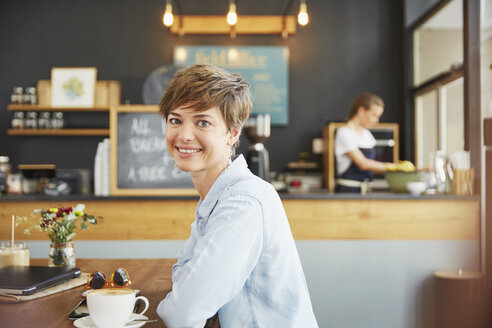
[{"x1": 48, "y1": 242, "x2": 76, "y2": 268}]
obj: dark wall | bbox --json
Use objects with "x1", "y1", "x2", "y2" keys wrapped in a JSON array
[{"x1": 0, "y1": 0, "x2": 404, "y2": 179}]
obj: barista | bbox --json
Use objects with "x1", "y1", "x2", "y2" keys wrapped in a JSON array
[{"x1": 335, "y1": 93, "x2": 412, "y2": 193}]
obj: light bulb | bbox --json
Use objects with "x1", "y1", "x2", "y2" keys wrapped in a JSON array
[
  {"x1": 298, "y1": 2, "x2": 309, "y2": 26},
  {"x1": 163, "y1": 3, "x2": 173, "y2": 27},
  {"x1": 227, "y1": 3, "x2": 237, "y2": 26}
]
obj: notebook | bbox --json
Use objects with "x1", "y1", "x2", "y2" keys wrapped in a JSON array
[{"x1": 0, "y1": 265, "x2": 81, "y2": 295}]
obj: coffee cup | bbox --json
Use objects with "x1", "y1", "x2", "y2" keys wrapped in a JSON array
[{"x1": 86, "y1": 288, "x2": 149, "y2": 328}]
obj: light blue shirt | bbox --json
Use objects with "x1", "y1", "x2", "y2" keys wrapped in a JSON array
[{"x1": 157, "y1": 155, "x2": 318, "y2": 328}]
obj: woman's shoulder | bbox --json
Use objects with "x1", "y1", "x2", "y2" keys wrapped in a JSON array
[
  {"x1": 336, "y1": 125, "x2": 359, "y2": 140},
  {"x1": 337, "y1": 126, "x2": 374, "y2": 139},
  {"x1": 336, "y1": 125, "x2": 351, "y2": 135},
  {"x1": 224, "y1": 172, "x2": 278, "y2": 202}
]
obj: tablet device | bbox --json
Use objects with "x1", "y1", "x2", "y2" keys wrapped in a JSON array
[{"x1": 0, "y1": 265, "x2": 81, "y2": 295}]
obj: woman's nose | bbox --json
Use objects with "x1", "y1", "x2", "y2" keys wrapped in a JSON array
[{"x1": 178, "y1": 123, "x2": 194, "y2": 141}]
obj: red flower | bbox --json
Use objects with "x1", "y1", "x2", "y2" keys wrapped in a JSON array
[{"x1": 56, "y1": 207, "x2": 73, "y2": 218}]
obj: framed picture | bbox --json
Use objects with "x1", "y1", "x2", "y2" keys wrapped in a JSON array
[{"x1": 51, "y1": 67, "x2": 97, "y2": 107}]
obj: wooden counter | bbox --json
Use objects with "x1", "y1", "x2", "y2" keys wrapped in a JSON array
[{"x1": 0, "y1": 194, "x2": 479, "y2": 240}]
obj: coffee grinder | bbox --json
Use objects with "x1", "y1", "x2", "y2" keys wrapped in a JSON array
[{"x1": 244, "y1": 114, "x2": 271, "y2": 180}]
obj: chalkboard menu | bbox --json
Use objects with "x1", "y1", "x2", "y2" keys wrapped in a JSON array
[
  {"x1": 110, "y1": 105, "x2": 196, "y2": 196},
  {"x1": 173, "y1": 46, "x2": 289, "y2": 125}
]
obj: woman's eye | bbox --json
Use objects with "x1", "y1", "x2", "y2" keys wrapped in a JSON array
[
  {"x1": 197, "y1": 120, "x2": 210, "y2": 127},
  {"x1": 168, "y1": 118, "x2": 181, "y2": 125}
]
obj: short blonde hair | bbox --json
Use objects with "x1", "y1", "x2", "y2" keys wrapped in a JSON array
[{"x1": 159, "y1": 64, "x2": 253, "y2": 132}]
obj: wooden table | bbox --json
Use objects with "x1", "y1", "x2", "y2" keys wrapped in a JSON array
[{"x1": 0, "y1": 258, "x2": 176, "y2": 327}]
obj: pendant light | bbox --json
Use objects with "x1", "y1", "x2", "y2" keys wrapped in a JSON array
[
  {"x1": 163, "y1": 0, "x2": 174, "y2": 27},
  {"x1": 227, "y1": 0, "x2": 237, "y2": 26},
  {"x1": 297, "y1": 0, "x2": 309, "y2": 26}
]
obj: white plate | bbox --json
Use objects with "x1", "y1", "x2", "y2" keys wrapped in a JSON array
[{"x1": 73, "y1": 314, "x2": 149, "y2": 328}]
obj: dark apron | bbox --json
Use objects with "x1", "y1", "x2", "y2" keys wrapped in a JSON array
[{"x1": 335, "y1": 147, "x2": 376, "y2": 193}]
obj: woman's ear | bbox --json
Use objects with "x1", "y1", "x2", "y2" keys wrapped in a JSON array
[
  {"x1": 357, "y1": 106, "x2": 366, "y2": 116},
  {"x1": 227, "y1": 127, "x2": 242, "y2": 146}
]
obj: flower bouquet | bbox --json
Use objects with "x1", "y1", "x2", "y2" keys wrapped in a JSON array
[{"x1": 16, "y1": 204, "x2": 99, "y2": 267}]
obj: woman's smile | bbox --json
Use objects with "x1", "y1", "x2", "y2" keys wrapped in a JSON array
[{"x1": 176, "y1": 146, "x2": 202, "y2": 156}]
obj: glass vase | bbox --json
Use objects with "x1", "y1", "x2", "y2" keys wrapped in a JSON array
[{"x1": 48, "y1": 242, "x2": 75, "y2": 268}]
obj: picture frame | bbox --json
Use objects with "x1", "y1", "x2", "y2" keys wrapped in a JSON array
[{"x1": 51, "y1": 67, "x2": 97, "y2": 107}]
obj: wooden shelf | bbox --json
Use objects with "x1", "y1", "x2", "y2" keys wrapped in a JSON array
[
  {"x1": 7, "y1": 105, "x2": 110, "y2": 112},
  {"x1": 7, "y1": 129, "x2": 109, "y2": 136}
]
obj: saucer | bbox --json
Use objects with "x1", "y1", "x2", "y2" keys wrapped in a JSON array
[{"x1": 73, "y1": 314, "x2": 149, "y2": 327}]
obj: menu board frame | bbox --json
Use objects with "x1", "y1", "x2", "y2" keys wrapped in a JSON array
[{"x1": 109, "y1": 105, "x2": 197, "y2": 196}]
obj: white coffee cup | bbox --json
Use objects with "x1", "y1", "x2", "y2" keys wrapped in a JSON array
[{"x1": 87, "y1": 288, "x2": 149, "y2": 328}]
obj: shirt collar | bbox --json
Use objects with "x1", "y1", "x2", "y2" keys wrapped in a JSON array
[{"x1": 196, "y1": 154, "x2": 249, "y2": 219}]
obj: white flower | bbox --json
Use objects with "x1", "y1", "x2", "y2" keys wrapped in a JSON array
[{"x1": 73, "y1": 204, "x2": 85, "y2": 216}]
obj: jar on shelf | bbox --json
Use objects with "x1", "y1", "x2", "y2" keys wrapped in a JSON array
[
  {"x1": 51, "y1": 112, "x2": 64, "y2": 129},
  {"x1": 11, "y1": 111, "x2": 25, "y2": 129},
  {"x1": 10, "y1": 87, "x2": 23, "y2": 104},
  {"x1": 22, "y1": 177, "x2": 37, "y2": 194},
  {"x1": 0, "y1": 156, "x2": 11, "y2": 195},
  {"x1": 25, "y1": 112, "x2": 38, "y2": 129},
  {"x1": 38, "y1": 112, "x2": 51, "y2": 129},
  {"x1": 7, "y1": 173, "x2": 22, "y2": 194},
  {"x1": 23, "y1": 87, "x2": 37, "y2": 105}
]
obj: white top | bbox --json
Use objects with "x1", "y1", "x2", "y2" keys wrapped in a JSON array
[{"x1": 335, "y1": 126, "x2": 376, "y2": 176}]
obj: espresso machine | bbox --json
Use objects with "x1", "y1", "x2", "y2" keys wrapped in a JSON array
[{"x1": 244, "y1": 114, "x2": 271, "y2": 181}]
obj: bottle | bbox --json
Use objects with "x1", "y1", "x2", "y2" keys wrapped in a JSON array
[
  {"x1": 7, "y1": 173, "x2": 22, "y2": 194},
  {"x1": 434, "y1": 150, "x2": 447, "y2": 194},
  {"x1": 0, "y1": 156, "x2": 11, "y2": 194},
  {"x1": 10, "y1": 87, "x2": 23, "y2": 104},
  {"x1": 38, "y1": 112, "x2": 51, "y2": 129},
  {"x1": 25, "y1": 112, "x2": 38, "y2": 129},
  {"x1": 24, "y1": 87, "x2": 37, "y2": 105},
  {"x1": 52, "y1": 112, "x2": 64, "y2": 129},
  {"x1": 11, "y1": 111, "x2": 25, "y2": 129}
]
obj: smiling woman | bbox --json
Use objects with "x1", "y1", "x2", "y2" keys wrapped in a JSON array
[
  {"x1": 165, "y1": 106, "x2": 239, "y2": 198},
  {"x1": 156, "y1": 64, "x2": 319, "y2": 327}
]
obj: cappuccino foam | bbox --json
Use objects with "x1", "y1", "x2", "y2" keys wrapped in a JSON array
[{"x1": 89, "y1": 288, "x2": 134, "y2": 296}]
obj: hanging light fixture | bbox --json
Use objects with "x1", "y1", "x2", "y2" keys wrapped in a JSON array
[
  {"x1": 297, "y1": 0, "x2": 309, "y2": 26},
  {"x1": 163, "y1": 0, "x2": 174, "y2": 27},
  {"x1": 227, "y1": 0, "x2": 237, "y2": 26}
]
